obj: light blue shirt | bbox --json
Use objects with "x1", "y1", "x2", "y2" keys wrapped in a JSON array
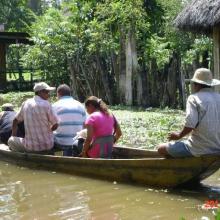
[{"x1": 53, "y1": 96, "x2": 86, "y2": 145}]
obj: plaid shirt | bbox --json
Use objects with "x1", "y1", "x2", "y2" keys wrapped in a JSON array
[{"x1": 16, "y1": 96, "x2": 58, "y2": 151}]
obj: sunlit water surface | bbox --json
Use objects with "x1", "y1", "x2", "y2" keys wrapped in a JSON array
[{"x1": 0, "y1": 161, "x2": 219, "y2": 220}]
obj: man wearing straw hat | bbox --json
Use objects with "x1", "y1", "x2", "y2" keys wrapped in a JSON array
[{"x1": 157, "y1": 68, "x2": 220, "y2": 158}]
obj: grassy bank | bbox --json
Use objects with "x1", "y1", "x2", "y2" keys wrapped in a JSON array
[{"x1": 0, "y1": 92, "x2": 185, "y2": 149}]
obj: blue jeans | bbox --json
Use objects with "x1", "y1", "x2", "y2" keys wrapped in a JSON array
[
  {"x1": 54, "y1": 143, "x2": 73, "y2": 156},
  {"x1": 167, "y1": 141, "x2": 193, "y2": 158}
]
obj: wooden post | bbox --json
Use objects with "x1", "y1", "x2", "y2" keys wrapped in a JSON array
[
  {"x1": 0, "y1": 43, "x2": 6, "y2": 92},
  {"x1": 213, "y1": 27, "x2": 220, "y2": 92}
]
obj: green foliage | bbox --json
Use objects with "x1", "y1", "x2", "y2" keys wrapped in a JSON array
[
  {"x1": 112, "y1": 107, "x2": 184, "y2": 149},
  {"x1": 215, "y1": 209, "x2": 220, "y2": 220},
  {"x1": 5, "y1": 0, "x2": 213, "y2": 102},
  {"x1": 0, "y1": 0, "x2": 34, "y2": 31},
  {"x1": 147, "y1": 35, "x2": 171, "y2": 68},
  {"x1": 0, "y1": 92, "x2": 33, "y2": 109},
  {"x1": 22, "y1": 0, "x2": 152, "y2": 84},
  {"x1": 22, "y1": 8, "x2": 71, "y2": 84},
  {"x1": 184, "y1": 36, "x2": 213, "y2": 65}
]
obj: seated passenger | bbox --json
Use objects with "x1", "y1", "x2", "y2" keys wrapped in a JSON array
[
  {"x1": 157, "y1": 68, "x2": 220, "y2": 158},
  {"x1": 0, "y1": 103, "x2": 24, "y2": 145},
  {"x1": 8, "y1": 82, "x2": 58, "y2": 153},
  {"x1": 81, "y1": 96, "x2": 122, "y2": 158},
  {"x1": 52, "y1": 84, "x2": 86, "y2": 156}
]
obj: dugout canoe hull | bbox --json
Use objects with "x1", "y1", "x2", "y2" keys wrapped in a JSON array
[{"x1": 0, "y1": 144, "x2": 219, "y2": 188}]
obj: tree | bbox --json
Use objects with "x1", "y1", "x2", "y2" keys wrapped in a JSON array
[
  {"x1": 0, "y1": 0, "x2": 34, "y2": 31},
  {"x1": 21, "y1": 0, "x2": 213, "y2": 108}
]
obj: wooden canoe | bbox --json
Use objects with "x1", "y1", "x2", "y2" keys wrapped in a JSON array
[{"x1": 0, "y1": 144, "x2": 220, "y2": 188}]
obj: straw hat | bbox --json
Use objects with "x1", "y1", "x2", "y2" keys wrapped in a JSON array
[{"x1": 190, "y1": 68, "x2": 220, "y2": 86}]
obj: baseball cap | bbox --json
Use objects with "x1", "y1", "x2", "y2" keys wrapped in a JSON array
[{"x1": 33, "y1": 82, "x2": 55, "y2": 92}]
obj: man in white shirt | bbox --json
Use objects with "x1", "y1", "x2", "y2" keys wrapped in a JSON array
[
  {"x1": 53, "y1": 84, "x2": 86, "y2": 156},
  {"x1": 157, "y1": 68, "x2": 220, "y2": 157}
]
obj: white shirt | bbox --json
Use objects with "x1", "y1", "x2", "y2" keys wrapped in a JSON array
[
  {"x1": 53, "y1": 96, "x2": 86, "y2": 145},
  {"x1": 185, "y1": 88, "x2": 220, "y2": 156}
]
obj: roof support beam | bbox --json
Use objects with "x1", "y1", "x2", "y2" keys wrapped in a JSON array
[
  {"x1": 213, "y1": 27, "x2": 220, "y2": 92},
  {"x1": 0, "y1": 43, "x2": 6, "y2": 92}
]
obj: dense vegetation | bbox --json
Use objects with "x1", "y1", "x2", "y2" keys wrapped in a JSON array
[{"x1": 1, "y1": 0, "x2": 213, "y2": 109}]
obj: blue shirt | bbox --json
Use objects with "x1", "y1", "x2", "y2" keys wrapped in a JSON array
[{"x1": 53, "y1": 96, "x2": 86, "y2": 145}]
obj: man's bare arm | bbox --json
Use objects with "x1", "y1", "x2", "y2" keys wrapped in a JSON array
[
  {"x1": 168, "y1": 127, "x2": 193, "y2": 141},
  {"x1": 11, "y1": 118, "x2": 19, "y2": 136}
]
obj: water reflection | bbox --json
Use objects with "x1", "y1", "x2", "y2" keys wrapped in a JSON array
[{"x1": 0, "y1": 161, "x2": 219, "y2": 220}]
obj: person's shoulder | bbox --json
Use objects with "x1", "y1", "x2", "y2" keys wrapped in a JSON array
[
  {"x1": 72, "y1": 99, "x2": 86, "y2": 111},
  {"x1": 92, "y1": 111, "x2": 106, "y2": 119},
  {"x1": 72, "y1": 99, "x2": 83, "y2": 106},
  {"x1": 187, "y1": 94, "x2": 197, "y2": 104},
  {"x1": 35, "y1": 97, "x2": 51, "y2": 108},
  {"x1": 52, "y1": 99, "x2": 61, "y2": 107},
  {"x1": 20, "y1": 98, "x2": 33, "y2": 108},
  {"x1": 24, "y1": 97, "x2": 34, "y2": 103},
  {"x1": 88, "y1": 111, "x2": 99, "y2": 118}
]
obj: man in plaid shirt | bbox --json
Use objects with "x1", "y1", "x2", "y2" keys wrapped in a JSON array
[{"x1": 8, "y1": 82, "x2": 59, "y2": 153}]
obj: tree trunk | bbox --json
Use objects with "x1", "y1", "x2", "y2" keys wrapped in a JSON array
[
  {"x1": 125, "y1": 30, "x2": 133, "y2": 105},
  {"x1": 176, "y1": 54, "x2": 185, "y2": 109},
  {"x1": 28, "y1": 0, "x2": 40, "y2": 12},
  {"x1": 68, "y1": 61, "x2": 79, "y2": 100},
  {"x1": 163, "y1": 51, "x2": 181, "y2": 108},
  {"x1": 78, "y1": 62, "x2": 93, "y2": 95},
  {"x1": 111, "y1": 52, "x2": 120, "y2": 103},
  {"x1": 141, "y1": 65, "x2": 149, "y2": 107},
  {"x1": 96, "y1": 55, "x2": 113, "y2": 104},
  {"x1": 119, "y1": 29, "x2": 126, "y2": 104},
  {"x1": 130, "y1": 29, "x2": 142, "y2": 105},
  {"x1": 150, "y1": 59, "x2": 160, "y2": 107}
]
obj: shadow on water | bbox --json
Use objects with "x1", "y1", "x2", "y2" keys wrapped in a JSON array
[{"x1": 169, "y1": 182, "x2": 220, "y2": 203}]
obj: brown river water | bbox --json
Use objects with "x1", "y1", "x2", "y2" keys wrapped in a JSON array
[{"x1": 0, "y1": 160, "x2": 219, "y2": 220}]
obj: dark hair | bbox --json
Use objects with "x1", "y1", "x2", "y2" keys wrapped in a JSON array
[
  {"x1": 57, "y1": 84, "x2": 71, "y2": 96},
  {"x1": 193, "y1": 82, "x2": 211, "y2": 88},
  {"x1": 2, "y1": 107, "x2": 13, "y2": 111},
  {"x1": 85, "y1": 96, "x2": 109, "y2": 115}
]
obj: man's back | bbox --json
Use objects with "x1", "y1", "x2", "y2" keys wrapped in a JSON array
[
  {"x1": 0, "y1": 111, "x2": 16, "y2": 133},
  {"x1": 186, "y1": 88, "x2": 220, "y2": 155},
  {"x1": 53, "y1": 96, "x2": 86, "y2": 146},
  {"x1": 17, "y1": 96, "x2": 58, "y2": 151}
]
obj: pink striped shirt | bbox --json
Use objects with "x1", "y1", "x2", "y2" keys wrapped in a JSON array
[{"x1": 16, "y1": 96, "x2": 58, "y2": 151}]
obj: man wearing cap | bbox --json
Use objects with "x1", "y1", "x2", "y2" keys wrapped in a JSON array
[
  {"x1": 157, "y1": 68, "x2": 220, "y2": 158},
  {"x1": 53, "y1": 84, "x2": 86, "y2": 156},
  {"x1": 8, "y1": 82, "x2": 59, "y2": 153},
  {"x1": 0, "y1": 103, "x2": 24, "y2": 144}
]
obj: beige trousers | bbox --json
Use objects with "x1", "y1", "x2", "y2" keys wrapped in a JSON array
[{"x1": 8, "y1": 136, "x2": 26, "y2": 152}]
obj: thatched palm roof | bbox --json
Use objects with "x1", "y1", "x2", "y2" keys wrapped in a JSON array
[{"x1": 174, "y1": 0, "x2": 220, "y2": 34}]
